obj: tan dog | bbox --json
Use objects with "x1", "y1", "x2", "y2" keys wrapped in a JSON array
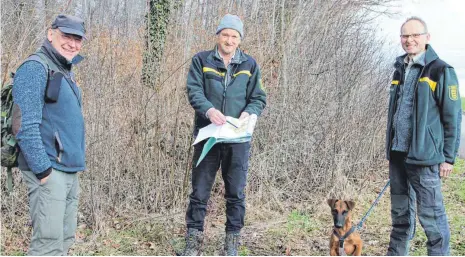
[{"x1": 327, "y1": 199, "x2": 362, "y2": 256}]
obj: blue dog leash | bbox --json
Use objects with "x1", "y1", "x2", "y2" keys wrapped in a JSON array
[
  {"x1": 354, "y1": 179, "x2": 415, "y2": 239},
  {"x1": 354, "y1": 179, "x2": 391, "y2": 231}
]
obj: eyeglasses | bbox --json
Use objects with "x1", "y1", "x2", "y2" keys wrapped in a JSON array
[
  {"x1": 400, "y1": 33, "x2": 427, "y2": 40},
  {"x1": 56, "y1": 30, "x2": 83, "y2": 44}
]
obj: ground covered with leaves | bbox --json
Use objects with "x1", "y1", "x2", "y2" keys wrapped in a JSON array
[{"x1": 2, "y1": 159, "x2": 464, "y2": 256}]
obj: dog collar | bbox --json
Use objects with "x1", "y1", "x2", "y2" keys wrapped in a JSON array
[{"x1": 333, "y1": 227, "x2": 356, "y2": 255}]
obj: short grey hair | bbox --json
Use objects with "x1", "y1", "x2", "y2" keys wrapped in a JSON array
[{"x1": 401, "y1": 16, "x2": 428, "y2": 33}]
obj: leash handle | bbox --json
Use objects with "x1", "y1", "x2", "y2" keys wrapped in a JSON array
[{"x1": 355, "y1": 179, "x2": 390, "y2": 230}]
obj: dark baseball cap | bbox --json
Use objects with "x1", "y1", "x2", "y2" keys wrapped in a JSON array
[{"x1": 51, "y1": 14, "x2": 86, "y2": 38}]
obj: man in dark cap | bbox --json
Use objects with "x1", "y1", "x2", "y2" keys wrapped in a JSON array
[
  {"x1": 12, "y1": 14, "x2": 87, "y2": 255},
  {"x1": 182, "y1": 14, "x2": 266, "y2": 256}
]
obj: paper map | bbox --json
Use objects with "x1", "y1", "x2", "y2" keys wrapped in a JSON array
[{"x1": 193, "y1": 114, "x2": 257, "y2": 167}]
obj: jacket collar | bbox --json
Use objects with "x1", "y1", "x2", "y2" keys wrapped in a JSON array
[
  {"x1": 208, "y1": 46, "x2": 248, "y2": 69},
  {"x1": 395, "y1": 44, "x2": 438, "y2": 69},
  {"x1": 39, "y1": 39, "x2": 84, "y2": 72},
  {"x1": 403, "y1": 51, "x2": 426, "y2": 66}
]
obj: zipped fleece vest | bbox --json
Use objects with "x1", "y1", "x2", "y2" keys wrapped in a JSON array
[{"x1": 15, "y1": 48, "x2": 86, "y2": 174}]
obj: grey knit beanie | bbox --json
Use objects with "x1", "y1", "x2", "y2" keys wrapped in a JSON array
[{"x1": 216, "y1": 14, "x2": 244, "y2": 38}]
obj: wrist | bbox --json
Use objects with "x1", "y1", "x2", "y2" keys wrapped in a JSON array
[
  {"x1": 206, "y1": 108, "x2": 215, "y2": 119},
  {"x1": 35, "y1": 167, "x2": 52, "y2": 180}
]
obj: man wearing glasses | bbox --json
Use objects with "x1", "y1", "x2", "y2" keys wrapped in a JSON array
[
  {"x1": 12, "y1": 14, "x2": 86, "y2": 255},
  {"x1": 385, "y1": 17, "x2": 462, "y2": 255}
]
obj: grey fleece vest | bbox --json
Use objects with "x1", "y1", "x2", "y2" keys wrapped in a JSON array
[{"x1": 391, "y1": 55, "x2": 424, "y2": 152}]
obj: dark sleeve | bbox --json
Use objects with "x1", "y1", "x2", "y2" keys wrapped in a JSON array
[
  {"x1": 435, "y1": 67, "x2": 461, "y2": 164},
  {"x1": 186, "y1": 55, "x2": 214, "y2": 118},
  {"x1": 243, "y1": 62, "x2": 267, "y2": 116}
]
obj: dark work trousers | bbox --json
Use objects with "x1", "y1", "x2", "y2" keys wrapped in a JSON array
[
  {"x1": 186, "y1": 141, "x2": 250, "y2": 233},
  {"x1": 387, "y1": 151, "x2": 450, "y2": 256}
]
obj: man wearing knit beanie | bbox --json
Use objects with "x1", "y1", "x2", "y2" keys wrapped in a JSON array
[
  {"x1": 183, "y1": 14, "x2": 266, "y2": 256},
  {"x1": 216, "y1": 14, "x2": 244, "y2": 38}
]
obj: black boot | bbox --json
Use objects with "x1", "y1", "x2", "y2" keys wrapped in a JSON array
[
  {"x1": 224, "y1": 232, "x2": 240, "y2": 256},
  {"x1": 182, "y1": 228, "x2": 204, "y2": 256}
]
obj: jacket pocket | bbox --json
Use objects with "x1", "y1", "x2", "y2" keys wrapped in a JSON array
[
  {"x1": 54, "y1": 132, "x2": 63, "y2": 163},
  {"x1": 418, "y1": 165, "x2": 441, "y2": 208},
  {"x1": 205, "y1": 73, "x2": 223, "y2": 82},
  {"x1": 232, "y1": 72, "x2": 251, "y2": 87},
  {"x1": 427, "y1": 126, "x2": 439, "y2": 154}
]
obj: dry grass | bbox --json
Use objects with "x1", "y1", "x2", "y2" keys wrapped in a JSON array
[
  {"x1": 1, "y1": 0, "x2": 408, "y2": 255},
  {"x1": 2, "y1": 159, "x2": 464, "y2": 255}
]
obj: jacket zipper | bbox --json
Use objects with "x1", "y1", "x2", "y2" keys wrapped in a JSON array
[
  {"x1": 222, "y1": 88, "x2": 226, "y2": 113},
  {"x1": 406, "y1": 65, "x2": 426, "y2": 157},
  {"x1": 222, "y1": 69, "x2": 228, "y2": 113},
  {"x1": 221, "y1": 63, "x2": 237, "y2": 114}
]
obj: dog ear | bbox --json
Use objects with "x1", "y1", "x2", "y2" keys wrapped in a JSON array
[
  {"x1": 345, "y1": 200, "x2": 356, "y2": 210},
  {"x1": 327, "y1": 199, "x2": 337, "y2": 208}
]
